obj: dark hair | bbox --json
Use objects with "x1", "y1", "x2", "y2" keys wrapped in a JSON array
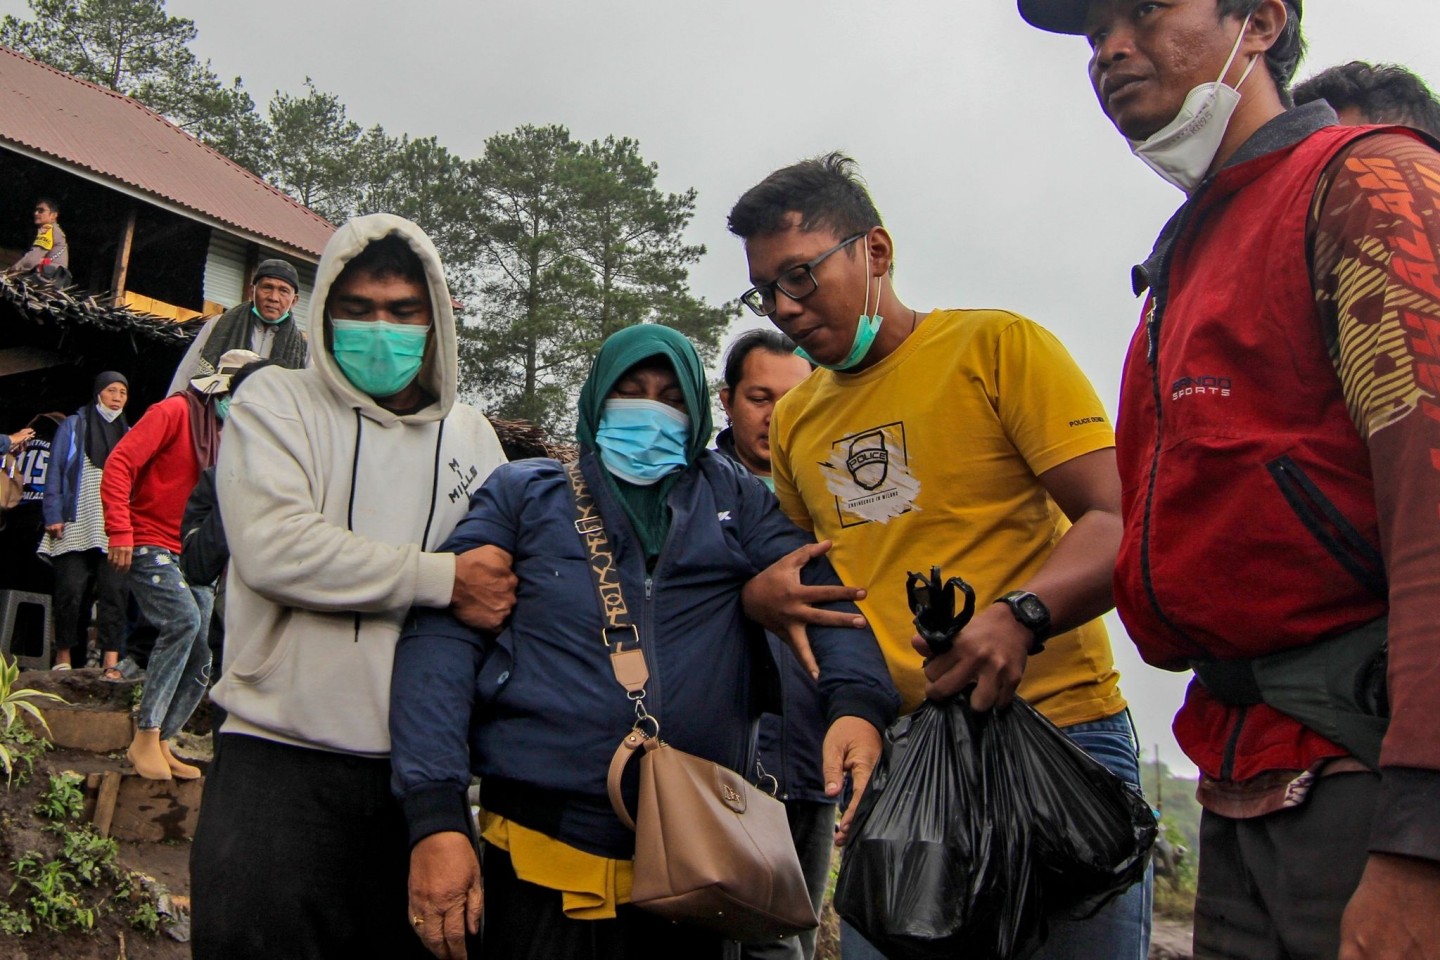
[
  {"x1": 228, "y1": 358, "x2": 279, "y2": 397},
  {"x1": 1218, "y1": 0, "x2": 1305, "y2": 107},
  {"x1": 722, "y1": 329, "x2": 800, "y2": 389},
  {"x1": 727, "y1": 152, "x2": 883, "y2": 242},
  {"x1": 336, "y1": 233, "x2": 426, "y2": 287},
  {"x1": 35, "y1": 196, "x2": 59, "y2": 216},
  {"x1": 1293, "y1": 61, "x2": 1440, "y2": 138}
]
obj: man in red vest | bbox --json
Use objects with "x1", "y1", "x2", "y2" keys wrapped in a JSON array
[{"x1": 1019, "y1": 1, "x2": 1440, "y2": 957}]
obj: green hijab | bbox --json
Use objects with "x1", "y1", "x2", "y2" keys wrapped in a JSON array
[{"x1": 576, "y1": 324, "x2": 713, "y2": 560}]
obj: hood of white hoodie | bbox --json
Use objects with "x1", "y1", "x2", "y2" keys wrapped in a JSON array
[{"x1": 308, "y1": 213, "x2": 457, "y2": 425}]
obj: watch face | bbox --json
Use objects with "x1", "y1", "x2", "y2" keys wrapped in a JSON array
[{"x1": 1018, "y1": 596, "x2": 1047, "y2": 624}]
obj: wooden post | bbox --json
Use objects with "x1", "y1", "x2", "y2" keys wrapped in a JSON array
[
  {"x1": 1154, "y1": 744, "x2": 1163, "y2": 817},
  {"x1": 93, "y1": 770, "x2": 122, "y2": 837},
  {"x1": 110, "y1": 207, "x2": 137, "y2": 300},
  {"x1": 242, "y1": 241, "x2": 259, "y2": 299}
]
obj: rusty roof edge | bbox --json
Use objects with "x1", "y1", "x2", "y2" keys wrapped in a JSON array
[
  {"x1": 0, "y1": 136, "x2": 326, "y2": 262},
  {"x1": 0, "y1": 46, "x2": 334, "y2": 236}
]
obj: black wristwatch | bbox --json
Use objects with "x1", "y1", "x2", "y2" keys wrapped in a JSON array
[{"x1": 994, "y1": 591, "x2": 1051, "y2": 655}]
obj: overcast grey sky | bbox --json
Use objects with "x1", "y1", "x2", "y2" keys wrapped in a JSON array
[{"x1": 11, "y1": 0, "x2": 1435, "y2": 775}]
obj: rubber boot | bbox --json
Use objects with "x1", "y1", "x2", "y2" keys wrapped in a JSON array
[
  {"x1": 126, "y1": 728, "x2": 173, "y2": 781},
  {"x1": 160, "y1": 739, "x2": 202, "y2": 780}
]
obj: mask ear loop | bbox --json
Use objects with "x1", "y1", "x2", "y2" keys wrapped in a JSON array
[
  {"x1": 861, "y1": 234, "x2": 881, "y2": 321},
  {"x1": 1232, "y1": 49, "x2": 1260, "y2": 93},
  {"x1": 1216, "y1": 14, "x2": 1257, "y2": 91}
]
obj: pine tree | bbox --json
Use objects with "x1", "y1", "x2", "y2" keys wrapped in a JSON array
[
  {"x1": 464, "y1": 125, "x2": 734, "y2": 431},
  {"x1": 0, "y1": 0, "x2": 271, "y2": 176}
]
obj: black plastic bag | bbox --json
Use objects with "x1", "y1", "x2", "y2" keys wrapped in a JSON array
[{"x1": 834, "y1": 694, "x2": 1156, "y2": 960}]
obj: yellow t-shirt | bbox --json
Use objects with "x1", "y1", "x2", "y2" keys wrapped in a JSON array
[{"x1": 771, "y1": 309, "x2": 1126, "y2": 726}]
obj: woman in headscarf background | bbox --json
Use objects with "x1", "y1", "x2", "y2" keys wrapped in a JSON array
[
  {"x1": 40, "y1": 371, "x2": 131, "y2": 674},
  {"x1": 390, "y1": 324, "x2": 897, "y2": 960}
]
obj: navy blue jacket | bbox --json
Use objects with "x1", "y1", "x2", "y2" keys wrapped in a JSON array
[
  {"x1": 391, "y1": 452, "x2": 898, "y2": 859},
  {"x1": 714, "y1": 428, "x2": 831, "y2": 804},
  {"x1": 40, "y1": 412, "x2": 85, "y2": 527}
]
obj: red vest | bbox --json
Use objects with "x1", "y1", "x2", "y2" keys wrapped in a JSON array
[{"x1": 1114, "y1": 125, "x2": 1390, "y2": 781}]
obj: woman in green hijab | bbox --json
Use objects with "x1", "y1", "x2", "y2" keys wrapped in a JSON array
[{"x1": 390, "y1": 324, "x2": 898, "y2": 959}]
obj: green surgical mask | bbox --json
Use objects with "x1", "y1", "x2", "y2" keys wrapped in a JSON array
[
  {"x1": 252, "y1": 304, "x2": 291, "y2": 326},
  {"x1": 794, "y1": 241, "x2": 883, "y2": 372},
  {"x1": 215, "y1": 396, "x2": 231, "y2": 421},
  {"x1": 330, "y1": 318, "x2": 430, "y2": 398}
]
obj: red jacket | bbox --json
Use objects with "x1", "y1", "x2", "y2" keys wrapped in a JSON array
[
  {"x1": 1115, "y1": 123, "x2": 1387, "y2": 782},
  {"x1": 101, "y1": 395, "x2": 201, "y2": 553}
]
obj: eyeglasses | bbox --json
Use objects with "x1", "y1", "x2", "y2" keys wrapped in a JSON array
[{"x1": 740, "y1": 232, "x2": 866, "y2": 317}]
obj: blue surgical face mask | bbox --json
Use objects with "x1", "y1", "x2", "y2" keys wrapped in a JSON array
[
  {"x1": 214, "y1": 396, "x2": 231, "y2": 421},
  {"x1": 596, "y1": 398, "x2": 690, "y2": 486},
  {"x1": 794, "y1": 240, "x2": 883, "y2": 372},
  {"x1": 330, "y1": 318, "x2": 430, "y2": 399}
]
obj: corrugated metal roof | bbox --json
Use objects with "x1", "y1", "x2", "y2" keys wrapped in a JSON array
[{"x1": 0, "y1": 46, "x2": 334, "y2": 260}]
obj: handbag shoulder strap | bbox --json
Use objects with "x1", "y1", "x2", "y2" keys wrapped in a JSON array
[
  {"x1": 567, "y1": 461, "x2": 663, "y2": 832},
  {"x1": 565, "y1": 460, "x2": 652, "y2": 699}
]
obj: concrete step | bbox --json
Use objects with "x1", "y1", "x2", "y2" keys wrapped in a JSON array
[
  {"x1": 18, "y1": 667, "x2": 140, "y2": 753},
  {"x1": 30, "y1": 701, "x2": 135, "y2": 752},
  {"x1": 50, "y1": 752, "x2": 206, "y2": 843}
]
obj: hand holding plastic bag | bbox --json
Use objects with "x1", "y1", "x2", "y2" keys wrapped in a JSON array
[
  {"x1": 834, "y1": 568, "x2": 1156, "y2": 960},
  {"x1": 835, "y1": 695, "x2": 1155, "y2": 960}
]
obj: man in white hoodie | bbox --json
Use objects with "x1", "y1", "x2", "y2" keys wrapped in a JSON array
[{"x1": 191, "y1": 215, "x2": 514, "y2": 960}]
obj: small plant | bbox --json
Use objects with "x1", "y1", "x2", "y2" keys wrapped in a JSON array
[
  {"x1": 0, "y1": 654, "x2": 65, "y2": 784},
  {"x1": 35, "y1": 772, "x2": 85, "y2": 822},
  {"x1": 0, "y1": 723, "x2": 50, "y2": 788},
  {"x1": 128, "y1": 896, "x2": 161, "y2": 933},
  {"x1": 9, "y1": 853, "x2": 95, "y2": 931},
  {"x1": 58, "y1": 826, "x2": 120, "y2": 885},
  {"x1": 121, "y1": 871, "x2": 171, "y2": 938},
  {"x1": 128, "y1": 682, "x2": 144, "y2": 710},
  {"x1": 0, "y1": 900, "x2": 32, "y2": 935}
]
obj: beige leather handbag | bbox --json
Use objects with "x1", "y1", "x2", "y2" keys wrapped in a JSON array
[
  {"x1": 607, "y1": 728, "x2": 819, "y2": 941},
  {"x1": 566, "y1": 462, "x2": 819, "y2": 942}
]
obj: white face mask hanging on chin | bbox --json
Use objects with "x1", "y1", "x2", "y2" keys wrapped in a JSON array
[{"x1": 1128, "y1": 15, "x2": 1259, "y2": 194}]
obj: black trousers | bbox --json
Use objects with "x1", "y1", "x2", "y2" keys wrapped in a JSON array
[
  {"x1": 191, "y1": 733, "x2": 433, "y2": 960},
  {"x1": 482, "y1": 845, "x2": 727, "y2": 960},
  {"x1": 51, "y1": 548, "x2": 127, "y2": 661},
  {"x1": 1193, "y1": 771, "x2": 1379, "y2": 960}
]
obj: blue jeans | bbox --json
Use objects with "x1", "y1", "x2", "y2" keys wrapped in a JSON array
[
  {"x1": 841, "y1": 711, "x2": 1154, "y2": 960},
  {"x1": 129, "y1": 546, "x2": 215, "y2": 741},
  {"x1": 740, "y1": 800, "x2": 836, "y2": 960}
]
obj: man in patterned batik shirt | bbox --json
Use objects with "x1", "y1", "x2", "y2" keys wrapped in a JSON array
[{"x1": 1019, "y1": 0, "x2": 1440, "y2": 956}]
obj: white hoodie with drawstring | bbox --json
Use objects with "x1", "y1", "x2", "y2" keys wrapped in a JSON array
[{"x1": 211, "y1": 214, "x2": 507, "y2": 757}]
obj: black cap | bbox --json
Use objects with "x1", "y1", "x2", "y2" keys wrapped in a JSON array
[
  {"x1": 92, "y1": 371, "x2": 127, "y2": 396},
  {"x1": 1018, "y1": 0, "x2": 1300, "y2": 36},
  {"x1": 253, "y1": 258, "x2": 299, "y2": 293}
]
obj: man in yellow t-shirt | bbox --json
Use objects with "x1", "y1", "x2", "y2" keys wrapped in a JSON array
[{"x1": 728, "y1": 153, "x2": 1149, "y2": 960}]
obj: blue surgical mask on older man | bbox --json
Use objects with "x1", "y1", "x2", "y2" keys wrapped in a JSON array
[{"x1": 596, "y1": 398, "x2": 690, "y2": 486}]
